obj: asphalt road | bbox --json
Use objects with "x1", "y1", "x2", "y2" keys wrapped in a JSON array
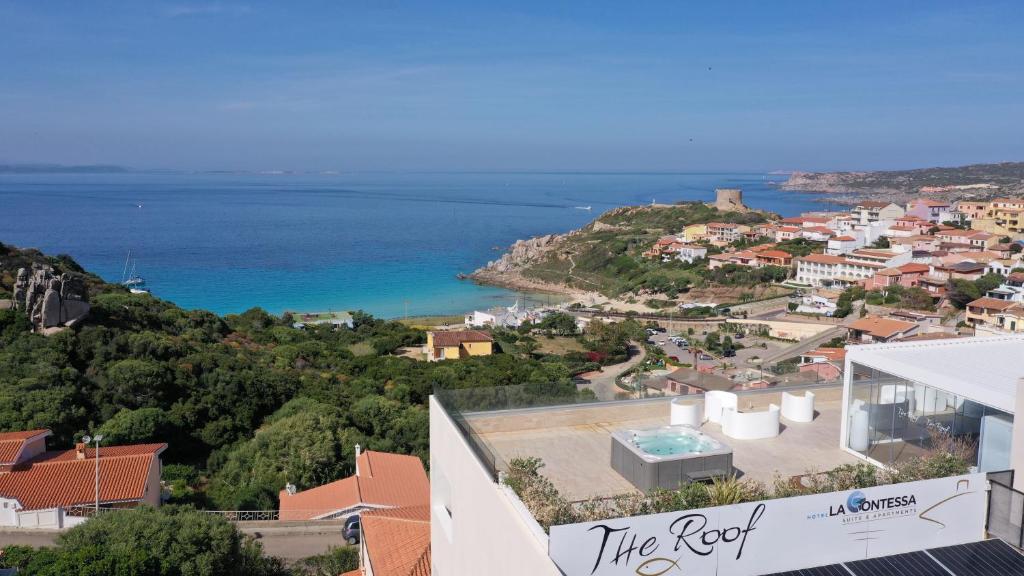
[{"x1": 575, "y1": 342, "x2": 647, "y2": 401}]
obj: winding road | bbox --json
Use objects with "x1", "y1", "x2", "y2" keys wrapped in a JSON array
[{"x1": 575, "y1": 341, "x2": 647, "y2": 401}]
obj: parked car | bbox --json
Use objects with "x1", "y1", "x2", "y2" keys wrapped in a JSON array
[
  {"x1": 699, "y1": 354, "x2": 713, "y2": 361},
  {"x1": 343, "y1": 515, "x2": 361, "y2": 545},
  {"x1": 723, "y1": 349, "x2": 736, "y2": 358},
  {"x1": 734, "y1": 333, "x2": 744, "y2": 339},
  {"x1": 668, "y1": 355, "x2": 680, "y2": 363}
]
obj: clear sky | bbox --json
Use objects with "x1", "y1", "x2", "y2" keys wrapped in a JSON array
[{"x1": 1, "y1": 1, "x2": 1022, "y2": 172}]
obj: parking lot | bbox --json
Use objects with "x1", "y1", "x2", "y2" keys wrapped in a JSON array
[{"x1": 648, "y1": 327, "x2": 790, "y2": 376}]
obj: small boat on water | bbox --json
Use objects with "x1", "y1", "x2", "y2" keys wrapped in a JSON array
[
  {"x1": 574, "y1": 206, "x2": 592, "y2": 211},
  {"x1": 121, "y1": 251, "x2": 151, "y2": 294}
]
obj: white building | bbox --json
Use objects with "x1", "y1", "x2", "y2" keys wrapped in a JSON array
[
  {"x1": 842, "y1": 336, "x2": 1024, "y2": 478},
  {"x1": 675, "y1": 244, "x2": 708, "y2": 264},
  {"x1": 794, "y1": 253, "x2": 883, "y2": 288}
]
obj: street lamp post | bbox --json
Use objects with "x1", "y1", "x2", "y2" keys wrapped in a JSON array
[{"x1": 81, "y1": 434, "x2": 104, "y2": 515}]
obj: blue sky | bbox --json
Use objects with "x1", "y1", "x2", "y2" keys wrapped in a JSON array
[{"x1": 1, "y1": 1, "x2": 1022, "y2": 172}]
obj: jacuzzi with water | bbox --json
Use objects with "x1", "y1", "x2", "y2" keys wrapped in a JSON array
[{"x1": 611, "y1": 425, "x2": 733, "y2": 491}]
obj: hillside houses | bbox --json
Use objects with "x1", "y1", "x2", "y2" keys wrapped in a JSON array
[{"x1": 637, "y1": 195, "x2": 1024, "y2": 306}]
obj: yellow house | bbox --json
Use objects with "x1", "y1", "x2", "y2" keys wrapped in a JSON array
[
  {"x1": 965, "y1": 297, "x2": 1018, "y2": 329},
  {"x1": 426, "y1": 330, "x2": 494, "y2": 361},
  {"x1": 682, "y1": 223, "x2": 708, "y2": 243}
]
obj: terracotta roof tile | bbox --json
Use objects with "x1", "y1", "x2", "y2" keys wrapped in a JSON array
[
  {"x1": 804, "y1": 348, "x2": 847, "y2": 362},
  {"x1": 429, "y1": 330, "x2": 492, "y2": 347},
  {"x1": 279, "y1": 451, "x2": 429, "y2": 520},
  {"x1": 967, "y1": 297, "x2": 1017, "y2": 311},
  {"x1": 0, "y1": 430, "x2": 50, "y2": 465},
  {"x1": 847, "y1": 316, "x2": 917, "y2": 338},
  {"x1": 361, "y1": 506, "x2": 431, "y2": 576},
  {"x1": 0, "y1": 443, "x2": 165, "y2": 510}
]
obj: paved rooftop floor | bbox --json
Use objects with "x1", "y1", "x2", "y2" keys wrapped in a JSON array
[{"x1": 468, "y1": 385, "x2": 860, "y2": 501}]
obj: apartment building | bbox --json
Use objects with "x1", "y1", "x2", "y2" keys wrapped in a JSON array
[
  {"x1": 853, "y1": 201, "x2": 905, "y2": 224},
  {"x1": 794, "y1": 253, "x2": 883, "y2": 288}
]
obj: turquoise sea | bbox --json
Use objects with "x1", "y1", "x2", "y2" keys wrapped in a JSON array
[{"x1": 0, "y1": 172, "x2": 823, "y2": 318}]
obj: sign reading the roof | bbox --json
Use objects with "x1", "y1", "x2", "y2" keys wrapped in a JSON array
[{"x1": 547, "y1": 473, "x2": 985, "y2": 576}]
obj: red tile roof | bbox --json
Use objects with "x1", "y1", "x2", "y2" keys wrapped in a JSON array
[
  {"x1": 361, "y1": 506, "x2": 431, "y2": 576},
  {"x1": 832, "y1": 235, "x2": 856, "y2": 241},
  {"x1": 897, "y1": 263, "x2": 930, "y2": 274},
  {"x1": 803, "y1": 348, "x2": 847, "y2": 362},
  {"x1": 757, "y1": 250, "x2": 793, "y2": 260},
  {"x1": 279, "y1": 450, "x2": 429, "y2": 521},
  {"x1": 0, "y1": 430, "x2": 50, "y2": 465},
  {"x1": 967, "y1": 297, "x2": 1018, "y2": 312},
  {"x1": 847, "y1": 317, "x2": 917, "y2": 339},
  {"x1": 429, "y1": 330, "x2": 493, "y2": 347},
  {"x1": 0, "y1": 443, "x2": 165, "y2": 510}
]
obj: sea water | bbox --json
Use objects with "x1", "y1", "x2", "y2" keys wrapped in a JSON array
[{"x1": 0, "y1": 171, "x2": 823, "y2": 317}]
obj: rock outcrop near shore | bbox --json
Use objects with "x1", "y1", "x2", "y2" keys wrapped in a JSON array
[
  {"x1": 13, "y1": 265, "x2": 90, "y2": 333},
  {"x1": 480, "y1": 234, "x2": 560, "y2": 273}
]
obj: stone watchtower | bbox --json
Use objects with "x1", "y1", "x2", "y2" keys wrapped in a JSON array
[{"x1": 714, "y1": 188, "x2": 747, "y2": 211}]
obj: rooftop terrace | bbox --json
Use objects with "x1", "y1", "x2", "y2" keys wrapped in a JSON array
[{"x1": 460, "y1": 384, "x2": 858, "y2": 501}]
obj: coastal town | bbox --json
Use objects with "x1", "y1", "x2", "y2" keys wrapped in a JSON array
[
  {"x1": 5, "y1": 2, "x2": 1024, "y2": 574},
  {"x1": 4, "y1": 185, "x2": 1024, "y2": 575}
]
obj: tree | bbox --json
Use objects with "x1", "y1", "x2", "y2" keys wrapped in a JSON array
[
  {"x1": 0, "y1": 506, "x2": 288, "y2": 576},
  {"x1": 870, "y1": 236, "x2": 891, "y2": 249},
  {"x1": 975, "y1": 272, "x2": 1005, "y2": 295},
  {"x1": 946, "y1": 279, "x2": 981, "y2": 309},
  {"x1": 96, "y1": 407, "x2": 175, "y2": 445},
  {"x1": 207, "y1": 402, "x2": 362, "y2": 510},
  {"x1": 292, "y1": 547, "x2": 359, "y2": 576},
  {"x1": 535, "y1": 312, "x2": 579, "y2": 336}
]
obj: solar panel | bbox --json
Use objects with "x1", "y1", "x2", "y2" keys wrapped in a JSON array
[
  {"x1": 928, "y1": 539, "x2": 1024, "y2": 576},
  {"x1": 759, "y1": 539, "x2": 1024, "y2": 576},
  {"x1": 760, "y1": 565, "x2": 852, "y2": 576},
  {"x1": 845, "y1": 550, "x2": 947, "y2": 576}
]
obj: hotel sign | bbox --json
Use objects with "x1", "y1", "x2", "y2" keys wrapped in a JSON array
[{"x1": 548, "y1": 473, "x2": 985, "y2": 576}]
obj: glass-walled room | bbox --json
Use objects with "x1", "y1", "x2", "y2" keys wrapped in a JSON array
[{"x1": 846, "y1": 362, "x2": 1013, "y2": 472}]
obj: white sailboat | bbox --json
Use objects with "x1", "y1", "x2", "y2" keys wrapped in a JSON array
[{"x1": 121, "y1": 251, "x2": 150, "y2": 294}]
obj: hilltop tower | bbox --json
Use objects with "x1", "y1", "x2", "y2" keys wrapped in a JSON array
[{"x1": 714, "y1": 188, "x2": 747, "y2": 211}]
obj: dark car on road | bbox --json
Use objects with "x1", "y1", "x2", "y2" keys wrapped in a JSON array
[{"x1": 343, "y1": 515, "x2": 361, "y2": 545}]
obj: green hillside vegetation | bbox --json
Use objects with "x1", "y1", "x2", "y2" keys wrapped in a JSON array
[
  {"x1": 0, "y1": 243, "x2": 599, "y2": 514},
  {"x1": 518, "y1": 202, "x2": 771, "y2": 298}
]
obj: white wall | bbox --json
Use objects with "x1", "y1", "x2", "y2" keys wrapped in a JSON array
[
  {"x1": 429, "y1": 396, "x2": 560, "y2": 576},
  {"x1": 0, "y1": 498, "x2": 18, "y2": 527}
]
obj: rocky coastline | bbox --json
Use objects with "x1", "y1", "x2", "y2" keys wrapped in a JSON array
[{"x1": 777, "y1": 162, "x2": 1024, "y2": 206}]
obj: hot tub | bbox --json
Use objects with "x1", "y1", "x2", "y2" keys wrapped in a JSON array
[{"x1": 611, "y1": 425, "x2": 733, "y2": 491}]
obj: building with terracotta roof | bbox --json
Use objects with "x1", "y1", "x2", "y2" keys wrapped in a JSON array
[
  {"x1": 704, "y1": 222, "x2": 750, "y2": 243},
  {"x1": 278, "y1": 448, "x2": 429, "y2": 521},
  {"x1": 863, "y1": 262, "x2": 931, "y2": 290},
  {"x1": 846, "y1": 316, "x2": 919, "y2": 343},
  {"x1": 906, "y1": 198, "x2": 952, "y2": 222},
  {"x1": 794, "y1": 253, "x2": 884, "y2": 288},
  {"x1": 965, "y1": 297, "x2": 1020, "y2": 331},
  {"x1": 0, "y1": 430, "x2": 50, "y2": 472},
  {"x1": 425, "y1": 330, "x2": 493, "y2": 361},
  {"x1": 0, "y1": 432, "x2": 165, "y2": 529},
  {"x1": 798, "y1": 347, "x2": 846, "y2": 381},
  {"x1": 345, "y1": 505, "x2": 431, "y2": 576},
  {"x1": 935, "y1": 229, "x2": 999, "y2": 250},
  {"x1": 853, "y1": 201, "x2": 904, "y2": 224}
]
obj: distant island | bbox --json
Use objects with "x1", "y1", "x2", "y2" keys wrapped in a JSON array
[
  {"x1": 780, "y1": 161, "x2": 1024, "y2": 205},
  {"x1": 0, "y1": 163, "x2": 129, "y2": 174}
]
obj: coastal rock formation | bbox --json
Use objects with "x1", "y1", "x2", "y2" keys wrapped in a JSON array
[
  {"x1": 481, "y1": 234, "x2": 559, "y2": 273},
  {"x1": 13, "y1": 265, "x2": 90, "y2": 332}
]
